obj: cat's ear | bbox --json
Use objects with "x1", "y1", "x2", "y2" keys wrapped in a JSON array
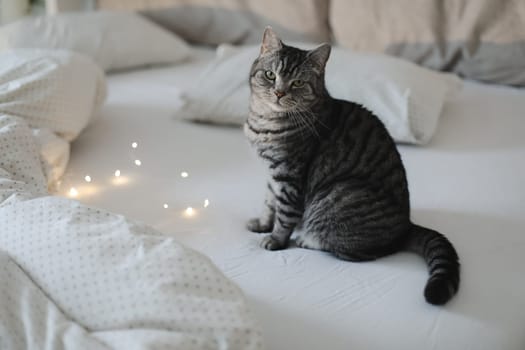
[
  {"x1": 308, "y1": 44, "x2": 331, "y2": 70},
  {"x1": 261, "y1": 27, "x2": 282, "y2": 55}
]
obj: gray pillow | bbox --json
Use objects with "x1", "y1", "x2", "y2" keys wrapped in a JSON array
[{"x1": 97, "y1": 0, "x2": 331, "y2": 45}]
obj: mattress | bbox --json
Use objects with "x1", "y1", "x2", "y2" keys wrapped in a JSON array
[{"x1": 60, "y1": 47, "x2": 525, "y2": 350}]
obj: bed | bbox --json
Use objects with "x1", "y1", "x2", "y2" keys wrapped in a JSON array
[
  {"x1": 2, "y1": 2, "x2": 525, "y2": 349},
  {"x1": 56, "y1": 47, "x2": 525, "y2": 350}
]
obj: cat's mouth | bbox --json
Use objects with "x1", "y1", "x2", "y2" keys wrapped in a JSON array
[
  {"x1": 269, "y1": 101, "x2": 291, "y2": 112},
  {"x1": 270, "y1": 98, "x2": 295, "y2": 112}
]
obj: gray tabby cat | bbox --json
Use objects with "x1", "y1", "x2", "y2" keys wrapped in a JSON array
[{"x1": 244, "y1": 28, "x2": 460, "y2": 305}]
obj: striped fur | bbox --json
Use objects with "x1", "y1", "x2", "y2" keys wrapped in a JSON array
[{"x1": 245, "y1": 28, "x2": 460, "y2": 305}]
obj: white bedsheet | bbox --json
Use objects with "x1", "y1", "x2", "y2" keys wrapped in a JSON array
[
  {"x1": 0, "y1": 49, "x2": 262, "y2": 350},
  {"x1": 63, "y1": 48, "x2": 525, "y2": 350}
]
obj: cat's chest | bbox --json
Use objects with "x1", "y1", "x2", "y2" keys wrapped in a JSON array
[
  {"x1": 245, "y1": 113, "x2": 314, "y2": 169},
  {"x1": 244, "y1": 113, "x2": 296, "y2": 149}
]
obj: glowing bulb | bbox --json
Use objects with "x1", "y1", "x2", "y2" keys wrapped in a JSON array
[
  {"x1": 131, "y1": 142, "x2": 138, "y2": 149},
  {"x1": 84, "y1": 175, "x2": 92, "y2": 183},
  {"x1": 181, "y1": 171, "x2": 189, "y2": 178},
  {"x1": 163, "y1": 203, "x2": 169, "y2": 209},
  {"x1": 134, "y1": 159, "x2": 142, "y2": 166},
  {"x1": 69, "y1": 187, "x2": 78, "y2": 197},
  {"x1": 204, "y1": 199, "x2": 209, "y2": 208},
  {"x1": 112, "y1": 170, "x2": 128, "y2": 185},
  {"x1": 185, "y1": 207, "x2": 194, "y2": 216}
]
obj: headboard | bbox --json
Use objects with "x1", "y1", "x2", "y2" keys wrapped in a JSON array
[{"x1": 45, "y1": 0, "x2": 525, "y2": 86}]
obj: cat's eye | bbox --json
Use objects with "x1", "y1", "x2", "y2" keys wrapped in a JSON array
[
  {"x1": 292, "y1": 80, "x2": 305, "y2": 88},
  {"x1": 265, "y1": 70, "x2": 276, "y2": 80}
]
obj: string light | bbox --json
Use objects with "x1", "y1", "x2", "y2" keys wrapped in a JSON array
[
  {"x1": 112, "y1": 170, "x2": 128, "y2": 186},
  {"x1": 185, "y1": 207, "x2": 194, "y2": 216},
  {"x1": 163, "y1": 203, "x2": 169, "y2": 209},
  {"x1": 204, "y1": 199, "x2": 209, "y2": 208},
  {"x1": 84, "y1": 175, "x2": 92, "y2": 183},
  {"x1": 181, "y1": 171, "x2": 189, "y2": 178},
  {"x1": 134, "y1": 159, "x2": 142, "y2": 166},
  {"x1": 69, "y1": 187, "x2": 78, "y2": 197},
  {"x1": 131, "y1": 142, "x2": 138, "y2": 149}
]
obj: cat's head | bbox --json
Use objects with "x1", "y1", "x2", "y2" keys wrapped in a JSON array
[{"x1": 250, "y1": 27, "x2": 331, "y2": 113}]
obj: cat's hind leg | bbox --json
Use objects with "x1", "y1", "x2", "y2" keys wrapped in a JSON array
[
  {"x1": 304, "y1": 183, "x2": 409, "y2": 262},
  {"x1": 295, "y1": 230, "x2": 329, "y2": 251}
]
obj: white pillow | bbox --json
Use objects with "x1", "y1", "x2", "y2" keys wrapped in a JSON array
[
  {"x1": 0, "y1": 49, "x2": 106, "y2": 141},
  {"x1": 178, "y1": 44, "x2": 462, "y2": 144},
  {"x1": 0, "y1": 12, "x2": 191, "y2": 72}
]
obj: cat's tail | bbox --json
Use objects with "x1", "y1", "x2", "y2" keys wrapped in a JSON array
[{"x1": 405, "y1": 223, "x2": 460, "y2": 305}]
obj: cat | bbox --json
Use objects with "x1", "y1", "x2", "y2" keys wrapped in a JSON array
[{"x1": 244, "y1": 27, "x2": 460, "y2": 305}]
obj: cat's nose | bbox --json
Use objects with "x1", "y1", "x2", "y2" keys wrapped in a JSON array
[{"x1": 274, "y1": 90, "x2": 286, "y2": 99}]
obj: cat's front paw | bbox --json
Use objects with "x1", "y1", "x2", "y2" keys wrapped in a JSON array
[
  {"x1": 261, "y1": 235, "x2": 286, "y2": 251},
  {"x1": 246, "y1": 218, "x2": 273, "y2": 233}
]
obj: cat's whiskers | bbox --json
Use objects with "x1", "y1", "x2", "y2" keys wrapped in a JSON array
[
  {"x1": 288, "y1": 110, "x2": 307, "y2": 140},
  {"x1": 301, "y1": 105, "x2": 329, "y2": 129},
  {"x1": 290, "y1": 107, "x2": 320, "y2": 139},
  {"x1": 287, "y1": 109, "x2": 303, "y2": 134}
]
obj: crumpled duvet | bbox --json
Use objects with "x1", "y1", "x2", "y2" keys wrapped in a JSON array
[{"x1": 0, "y1": 50, "x2": 263, "y2": 350}]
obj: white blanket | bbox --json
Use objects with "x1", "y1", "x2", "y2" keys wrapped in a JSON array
[{"x1": 0, "y1": 50, "x2": 262, "y2": 349}]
